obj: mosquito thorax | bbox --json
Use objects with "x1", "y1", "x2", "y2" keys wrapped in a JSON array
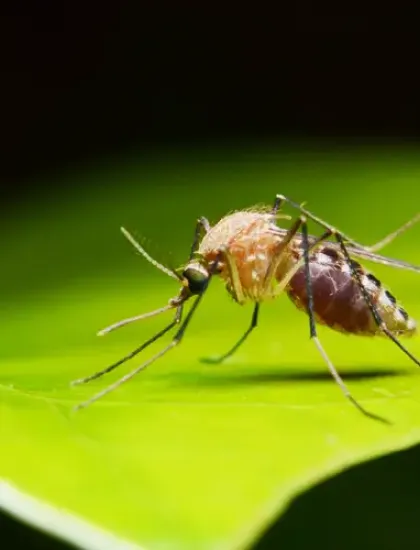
[{"x1": 182, "y1": 261, "x2": 210, "y2": 294}]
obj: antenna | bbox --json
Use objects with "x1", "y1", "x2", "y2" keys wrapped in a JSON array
[
  {"x1": 97, "y1": 303, "x2": 175, "y2": 336},
  {"x1": 120, "y1": 226, "x2": 180, "y2": 280}
]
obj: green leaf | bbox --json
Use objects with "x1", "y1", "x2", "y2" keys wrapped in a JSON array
[{"x1": 1, "y1": 145, "x2": 420, "y2": 550}]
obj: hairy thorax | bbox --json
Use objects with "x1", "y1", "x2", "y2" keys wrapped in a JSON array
[{"x1": 199, "y1": 211, "x2": 291, "y2": 302}]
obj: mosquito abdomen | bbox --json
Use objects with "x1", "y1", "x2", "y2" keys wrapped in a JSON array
[{"x1": 286, "y1": 252, "x2": 417, "y2": 337}]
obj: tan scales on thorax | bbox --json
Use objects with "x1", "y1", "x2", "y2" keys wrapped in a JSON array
[{"x1": 199, "y1": 210, "x2": 291, "y2": 301}]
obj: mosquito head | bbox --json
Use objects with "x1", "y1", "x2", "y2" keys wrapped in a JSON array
[{"x1": 180, "y1": 261, "x2": 210, "y2": 295}]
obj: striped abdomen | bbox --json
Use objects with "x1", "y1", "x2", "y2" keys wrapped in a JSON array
[{"x1": 286, "y1": 249, "x2": 417, "y2": 337}]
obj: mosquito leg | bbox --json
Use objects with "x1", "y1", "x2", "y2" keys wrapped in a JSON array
[
  {"x1": 274, "y1": 194, "x2": 373, "y2": 249},
  {"x1": 72, "y1": 217, "x2": 212, "y2": 387},
  {"x1": 271, "y1": 195, "x2": 286, "y2": 215},
  {"x1": 71, "y1": 305, "x2": 183, "y2": 386},
  {"x1": 189, "y1": 217, "x2": 211, "y2": 259},
  {"x1": 273, "y1": 226, "x2": 334, "y2": 297},
  {"x1": 74, "y1": 300, "x2": 198, "y2": 410},
  {"x1": 200, "y1": 240, "x2": 257, "y2": 362},
  {"x1": 336, "y1": 234, "x2": 420, "y2": 369},
  {"x1": 273, "y1": 194, "x2": 420, "y2": 275},
  {"x1": 199, "y1": 245, "x2": 248, "y2": 362},
  {"x1": 220, "y1": 245, "x2": 246, "y2": 304},
  {"x1": 201, "y1": 304, "x2": 260, "y2": 365},
  {"x1": 300, "y1": 220, "x2": 388, "y2": 423},
  {"x1": 262, "y1": 216, "x2": 304, "y2": 294},
  {"x1": 274, "y1": 194, "x2": 419, "y2": 253},
  {"x1": 275, "y1": 193, "x2": 353, "y2": 237},
  {"x1": 365, "y1": 213, "x2": 420, "y2": 252},
  {"x1": 74, "y1": 256, "x2": 221, "y2": 410}
]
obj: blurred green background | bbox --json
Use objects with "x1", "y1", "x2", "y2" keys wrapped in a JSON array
[{"x1": 1, "y1": 143, "x2": 420, "y2": 549}]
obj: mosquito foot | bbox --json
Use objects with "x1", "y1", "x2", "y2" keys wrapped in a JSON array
[
  {"x1": 70, "y1": 377, "x2": 87, "y2": 386},
  {"x1": 200, "y1": 355, "x2": 226, "y2": 365}
]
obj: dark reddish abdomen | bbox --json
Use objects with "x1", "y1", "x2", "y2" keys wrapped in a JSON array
[{"x1": 287, "y1": 263, "x2": 377, "y2": 335}]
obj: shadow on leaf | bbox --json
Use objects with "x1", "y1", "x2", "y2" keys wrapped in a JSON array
[{"x1": 167, "y1": 365, "x2": 409, "y2": 388}]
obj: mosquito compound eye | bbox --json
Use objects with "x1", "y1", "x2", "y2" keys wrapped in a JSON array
[{"x1": 183, "y1": 267, "x2": 209, "y2": 294}]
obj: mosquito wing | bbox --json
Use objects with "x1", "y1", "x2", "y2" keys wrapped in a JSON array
[
  {"x1": 272, "y1": 227, "x2": 420, "y2": 274},
  {"x1": 345, "y1": 246, "x2": 420, "y2": 274}
]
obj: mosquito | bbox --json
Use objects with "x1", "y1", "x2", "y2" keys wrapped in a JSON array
[{"x1": 71, "y1": 195, "x2": 420, "y2": 418}]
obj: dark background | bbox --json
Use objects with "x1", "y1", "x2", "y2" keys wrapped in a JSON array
[{"x1": 2, "y1": 5, "x2": 419, "y2": 192}]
